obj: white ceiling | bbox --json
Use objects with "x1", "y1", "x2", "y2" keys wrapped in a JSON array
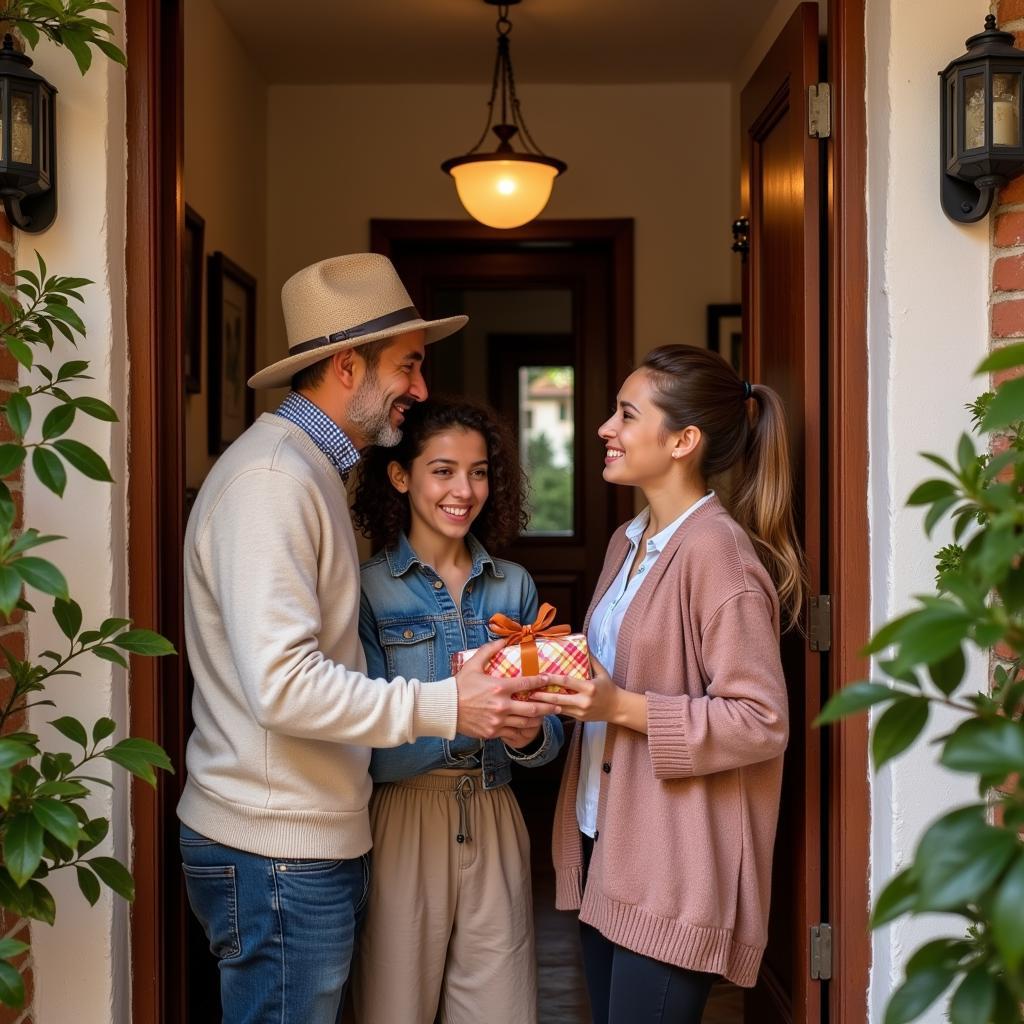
[{"x1": 211, "y1": 0, "x2": 780, "y2": 85}]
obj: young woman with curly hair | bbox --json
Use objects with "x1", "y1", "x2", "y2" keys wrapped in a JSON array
[{"x1": 351, "y1": 397, "x2": 563, "y2": 1024}]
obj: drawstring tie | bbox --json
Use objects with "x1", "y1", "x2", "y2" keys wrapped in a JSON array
[{"x1": 455, "y1": 775, "x2": 475, "y2": 844}]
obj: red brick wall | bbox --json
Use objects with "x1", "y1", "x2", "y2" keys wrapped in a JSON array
[{"x1": 0, "y1": 211, "x2": 34, "y2": 1023}]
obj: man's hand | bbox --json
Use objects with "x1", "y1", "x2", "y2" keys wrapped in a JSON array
[{"x1": 454, "y1": 639, "x2": 552, "y2": 739}]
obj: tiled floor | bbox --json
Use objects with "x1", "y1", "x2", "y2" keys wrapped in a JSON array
[{"x1": 532, "y1": 864, "x2": 744, "y2": 1024}]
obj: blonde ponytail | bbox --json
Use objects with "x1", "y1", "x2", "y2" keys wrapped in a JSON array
[{"x1": 641, "y1": 345, "x2": 806, "y2": 631}]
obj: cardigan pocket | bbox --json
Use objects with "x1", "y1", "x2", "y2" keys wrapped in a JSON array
[{"x1": 378, "y1": 620, "x2": 437, "y2": 682}]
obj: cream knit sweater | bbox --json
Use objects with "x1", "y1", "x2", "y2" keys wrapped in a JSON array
[{"x1": 177, "y1": 414, "x2": 458, "y2": 859}]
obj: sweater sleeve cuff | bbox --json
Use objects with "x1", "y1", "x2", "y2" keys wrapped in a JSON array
[
  {"x1": 413, "y1": 676, "x2": 458, "y2": 740},
  {"x1": 646, "y1": 692, "x2": 695, "y2": 779}
]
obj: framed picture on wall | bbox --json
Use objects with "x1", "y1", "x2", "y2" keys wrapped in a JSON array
[
  {"x1": 706, "y1": 303, "x2": 743, "y2": 373},
  {"x1": 207, "y1": 252, "x2": 256, "y2": 455},
  {"x1": 183, "y1": 205, "x2": 205, "y2": 394}
]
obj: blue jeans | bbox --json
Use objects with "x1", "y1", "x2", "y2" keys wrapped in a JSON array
[{"x1": 179, "y1": 824, "x2": 370, "y2": 1024}]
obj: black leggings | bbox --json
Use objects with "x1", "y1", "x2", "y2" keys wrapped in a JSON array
[{"x1": 579, "y1": 835, "x2": 716, "y2": 1024}]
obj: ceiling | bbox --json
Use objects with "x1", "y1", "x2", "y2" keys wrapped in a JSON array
[{"x1": 211, "y1": 0, "x2": 780, "y2": 85}]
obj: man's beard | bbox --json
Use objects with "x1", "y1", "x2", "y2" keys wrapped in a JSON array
[{"x1": 348, "y1": 368, "x2": 404, "y2": 448}]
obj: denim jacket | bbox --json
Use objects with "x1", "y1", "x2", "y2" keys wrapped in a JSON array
[{"x1": 359, "y1": 531, "x2": 563, "y2": 790}]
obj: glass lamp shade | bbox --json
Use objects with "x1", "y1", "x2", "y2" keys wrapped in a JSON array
[{"x1": 447, "y1": 157, "x2": 560, "y2": 229}]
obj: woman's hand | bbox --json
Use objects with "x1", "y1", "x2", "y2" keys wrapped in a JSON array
[{"x1": 530, "y1": 656, "x2": 648, "y2": 733}]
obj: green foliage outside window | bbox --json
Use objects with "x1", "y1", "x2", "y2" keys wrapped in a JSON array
[
  {"x1": 818, "y1": 347, "x2": 1024, "y2": 1024},
  {"x1": 525, "y1": 432, "x2": 572, "y2": 534}
]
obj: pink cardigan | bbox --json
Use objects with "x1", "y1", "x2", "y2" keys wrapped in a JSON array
[{"x1": 552, "y1": 496, "x2": 788, "y2": 987}]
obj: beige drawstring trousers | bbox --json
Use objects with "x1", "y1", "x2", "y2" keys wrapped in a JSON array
[{"x1": 353, "y1": 768, "x2": 538, "y2": 1024}]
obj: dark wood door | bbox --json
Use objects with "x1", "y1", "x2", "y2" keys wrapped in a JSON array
[
  {"x1": 376, "y1": 227, "x2": 634, "y2": 629},
  {"x1": 740, "y1": 6, "x2": 826, "y2": 1024}
]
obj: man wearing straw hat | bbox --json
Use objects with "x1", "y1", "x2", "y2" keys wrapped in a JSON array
[{"x1": 177, "y1": 253, "x2": 552, "y2": 1023}]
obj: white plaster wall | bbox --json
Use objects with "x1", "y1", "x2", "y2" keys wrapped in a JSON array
[
  {"x1": 264, "y1": 81, "x2": 737, "y2": 403},
  {"x1": 16, "y1": 20, "x2": 129, "y2": 1024},
  {"x1": 865, "y1": 0, "x2": 990, "y2": 1020}
]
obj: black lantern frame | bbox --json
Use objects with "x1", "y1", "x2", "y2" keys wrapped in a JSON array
[
  {"x1": 0, "y1": 34, "x2": 57, "y2": 234},
  {"x1": 940, "y1": 16, "x2": 1024, "y2": 223},
  {"x1": 440, "y1": 0, "x2": 566, "y2": 184}
]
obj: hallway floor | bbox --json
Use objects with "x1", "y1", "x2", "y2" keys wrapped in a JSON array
[{"x1": 532, "y1": 863, "x2": 744, "y2": 1024}]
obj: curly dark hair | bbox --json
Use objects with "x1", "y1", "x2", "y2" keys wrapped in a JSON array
[{"x1": 351, "y1": 397, "x2": 529, "y2": 553}]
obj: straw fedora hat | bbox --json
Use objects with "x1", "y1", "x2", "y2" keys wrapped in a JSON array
[{"x1": 247, "y1": 252, "x2": 468, "y2": 390}]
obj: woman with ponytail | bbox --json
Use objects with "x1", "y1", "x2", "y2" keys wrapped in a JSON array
[{"x1": 532, "y1": 344, "x2": 803, "y2": 1024}]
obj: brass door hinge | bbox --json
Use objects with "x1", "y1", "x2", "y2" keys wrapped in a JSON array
[
  {"x1": 808, "y1": 595, "x2": 832, "y2": 652},
  {"x1": 810, "y1": 923, "x2": 833, "y2": 980},
  {"x1": 808, "y1": 83, "x2": 832, "y2": 139}
]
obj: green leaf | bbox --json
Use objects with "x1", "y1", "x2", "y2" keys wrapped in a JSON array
[
  {"x1": 102, "y1": 737, "x2": 173, "y2": 786},
  {"x1": 983, "y1": 375, "x2": 1024, "y2": 430},
  {"x1": 872, "y1": 697, "x2": 929, "y2": 770},
  {"x1": 872, "y1": 867, "x2": 918, "y2": 927},
  {"x1": 992, "y1": 853, "x2": 1024, "y2": 971},
  {"x1": 74, "y1": 396, "x2": 117, "y2": 422},
  {"x1": 32, "y1": 446, "x2": 66, "y2": 496},
  {"x1": 0, "y1": 769, "x2": 11, "y2": 809},
  {"x1": 907, "y1": 479, "x2": 957, "y2": 506},
  {"x1": 949, "y1": 968, "x2": 997, "y2": 1024},
  {"x1": 88, "y1": 856, "x2": 134, "y2": 900},
  {"x1": 905, "y1": 938, "x2": 971, "y2": 974},
  {"x1": 0, "y1": 566, "x2": 22, "y2": 617},
  {"x1": 92, "y1": 717, "x2": 115, "y2": 744},
  {"x1": 3, "y1": 394, "x2": 30, "y2": 439},
  {"x1": 56, "y1": 359, "x2": 89, "y2": 381},
  {"x1": 40, "y1": 403, "x2": 75, "y2": 440},
  {"x1": 815, "y1": 682, "x2": 898, "y2": 726},
  {"x1": 52, "y1": 439, "x2": 113, "y2": 482},
  {"x1": 884, "y1": 967, "x2": 955, "y2": 1024},
  {"x1": 91, "y1": 645, "x2": 127, "y2": 668},
  {"x1": 75, "y1": 864, "x2": 100, "y2": 906},
  {"x1": 53, "y1": 597, "x2": 82, "y2": 640},
  {"x1": 0, "y1": 959, "x2": 24, "y2": 1009},
  {"x1": 12, "y1": 556, "x2": 68, "y2": 598},
  {"x1": 113, "y1": 629, "x2": 175, "y2": 656},
  {"x1": 32, "y1": 798, "x2": 79, "y2": 849},
  {"x1": 940, "y1": 718, "x2": 1024, "y2": 777},
  {"x1": 4, "y1": 814, "x2": 44, "y2": 887},
  {"x1": 957, "y1": 433, "x2": 976, "y2": 472},
  {"x1": 4, "y1": 336, "x2": 32, "y2": 370},
  {"x1": 924, "y1": 495, "x2": 958, "y2": 536},
  {"x1": 49, "y1": 716, "x2": 88, "y2": 749},
  {"x1": 915, "y1": 806, "x2": 1018, "y2": 911},
  {"x1": 0, "y1": 938, "x2": 27, "y2": 962},
  {"x1": 978, "y1": 341, "x2": 1024, "y2": 371},
  {"x1": 0, "y1": 444, "x2": 26, "y2": 477},
  {"x1": 35, "y1": 780, "x2": 88, "y2": 799},
  {"x1": 98, "y1": 617, "x2": 130, "y2": 638},
  {"x1": 0, "y1": 740, "x2": 35, "y2": 769},
  {"x1": 93, "y1": 38, "x2": 126, "y2": 65},
  {"x1": 927, "y1": 646, "x2": 965, "y2": 696}
]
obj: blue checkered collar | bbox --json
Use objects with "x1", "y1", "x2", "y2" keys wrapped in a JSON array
[{"x1": 274, "y1": 391, "x2": 361, "y2": 481}]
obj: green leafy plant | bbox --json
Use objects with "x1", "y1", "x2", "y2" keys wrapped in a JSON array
[
  {"x1": 0, "y1": 254, "x2": 173, "y2": 1009},
  {"x1": 0, "y1": 0, "x2": 125, "y2": 73},
  {"x1": 818, "y1": 346, "x2": 1024, "y2": 1024}
]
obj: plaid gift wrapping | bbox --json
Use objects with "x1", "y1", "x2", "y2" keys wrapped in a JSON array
[{"x1": 450, "y1": 604, "x2": 591, "y2": 701}]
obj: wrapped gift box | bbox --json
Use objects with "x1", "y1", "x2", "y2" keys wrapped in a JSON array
[{"x1": 451, "y1": 631, "x2": 590, "y2": 702}]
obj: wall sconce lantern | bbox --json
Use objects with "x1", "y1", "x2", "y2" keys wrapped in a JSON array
[
  {"x1": 0, "y1": 34, "x2": 57, "y2": 233},
  {"x1": 442, "y1": 0, "x2": 566, "y2": 229},
  {"x1": 940, "y1": 16, "x2": 1024, "y2": 223}
]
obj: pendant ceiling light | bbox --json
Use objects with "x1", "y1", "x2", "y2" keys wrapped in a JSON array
[{"x1": 442, "y1": 0, "x2": 566, "y2": 229}]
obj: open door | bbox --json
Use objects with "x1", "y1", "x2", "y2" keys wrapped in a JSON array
[{"x1": 740, "y1": 5, "x2": 826, "y2": 1024}]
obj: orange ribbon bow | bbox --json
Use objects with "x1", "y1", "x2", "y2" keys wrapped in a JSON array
[{"x1": 488, "y1": 603, "x2": 571, "y2": 677}]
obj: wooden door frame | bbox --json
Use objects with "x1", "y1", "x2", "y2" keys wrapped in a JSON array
[
  {"x1": 122, "y1": 2, "x2": 868, "y2": 1019},
  {"x1": 825, "y1": 0, "x2": 871, "y2": 1021},
  {"x1": 126, "y1": 0, "x2": 187, "y2": 1021}
]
